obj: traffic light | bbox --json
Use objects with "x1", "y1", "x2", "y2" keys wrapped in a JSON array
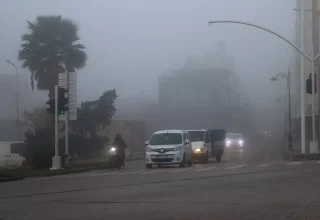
[
  {"x1": 46, "y1": 98, "x2": 55, "y2": 114},
  {"x1": 58, "y1": 87, "x2": 68, "y2": 115},
  {"x1": 306, "y1": 73, "x2": 317, "y2": 94}
]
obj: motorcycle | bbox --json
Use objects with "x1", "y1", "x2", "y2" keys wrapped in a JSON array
[{"x1": 107, "y1": 146, "x2": 123, "y2": 169}]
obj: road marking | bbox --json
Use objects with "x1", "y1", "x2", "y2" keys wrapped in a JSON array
[
  {"x1": 254, "y1": 163, "x2": 277, "y2": 168},
  {"x1": 87, "y1": 172, "x2": 116, "y2": 177},
  {"x1": 195, "y1": 167, "x2": 216, "y2": 171},
  {"x1": 317, "y1": 160, "x2": 320, "y2": 164},
  {"x1": 224, "y1": 165, "x2": 247, "y2": 169},
  {"x1": 286, "y1": 161, "x2": 304, "y2": 166},
  {"x1": 58, "y1": 173, "x2": 93, "y2": 178},
  {"x1": 115, "y1": 170, "x2": 143, "y2": 175},
  {"x1": 142, "y1": 170, "x2": 164, "y2": 174},
  {"x1": 170, "y1": 168, "x2": 192, "y2": 173},
  {"x1": 31, "y1": 177, "x2": 55, "y2": 181}
]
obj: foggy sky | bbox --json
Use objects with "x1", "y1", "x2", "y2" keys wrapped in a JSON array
[{"x1": 0, "y1": 0, "x2": 296, "y2": 110}]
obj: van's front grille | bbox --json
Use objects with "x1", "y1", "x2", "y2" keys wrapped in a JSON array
[
  {"x1": 151, "y1": 158, "x2": 174, "y2": 162},
  {"x1": 152, "y1": 148, "x2": 174, "y2": 153}
]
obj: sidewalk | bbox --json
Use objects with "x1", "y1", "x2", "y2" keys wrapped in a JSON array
[
  {"x1": 285, "y1": 142, "x2": 320, "y2": 161},
  {"x1": 0, "y1": 153, "x2": 144, "y2": 182}
]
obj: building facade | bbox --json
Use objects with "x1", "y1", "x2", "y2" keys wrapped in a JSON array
[{"x1": 158, "y1": 44, "x2": 241, "y2": 109}]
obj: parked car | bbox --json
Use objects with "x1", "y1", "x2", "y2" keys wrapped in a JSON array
[
  {"x1": 145, "y1": 130, "x2": 193, "y2": 168},
  {"x1": 0, "y1": 141, "x2": 25, "y2": 168},
  {"x1": 188, "y1": 129, "x2": 212, "y2": 163}
]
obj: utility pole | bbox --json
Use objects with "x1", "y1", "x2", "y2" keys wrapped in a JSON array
[
  {"x1": 271, "y1": 70, "x2": 293, "y2": 151},
  {"x1": 65, "y1": 71, "x2": 69, "y2": 167},
  {"x1": 313, "y1": 0, "x2": 320, "y2": 143},
  {"x1": 288, "y1": 68, "x2": 293, "y2": 151},
  {"x1": 312, "y1": 0, "x2": 317, "y2": 142},
  {"x1": 300, "y1": 0, "x2": 306, "y2": 153},
  {"x1": 50, "y1": 85, "x2": 62, "y2": 170},
  {"x1": 6, "y1": 60, "x2": 19, "y2": 140},
  {"x1": 311, "y1": 0, "x2": 320, "y2": 153}
]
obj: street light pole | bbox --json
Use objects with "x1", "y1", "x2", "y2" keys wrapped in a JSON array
[
  {"x1": 288, "y1": 69, "x2": 293, "y2": 151},
  {"x1": 271, "y1": 70, "x2": 293, "y2": 151},
  {"x1": 6, "y1": 60, "x2": 19, "y2": 140}
]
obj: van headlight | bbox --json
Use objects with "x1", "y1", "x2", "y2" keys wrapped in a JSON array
[
  {"x1": 194, "y1": 148, "x2": 204, "y2": 153},
  {"x1": 146, "y1": 146, "x2": 152, "y2": 152},
  {"x1": 174, "y1": 146, "x2": 182, "y2": 151},
  {"x1": 238, "y1": 140, "x2": 243, "y2": 144}
]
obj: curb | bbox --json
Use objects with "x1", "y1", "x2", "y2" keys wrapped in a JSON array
[
  {"x1": 287, "y1": 152, "x2": 320, "y2": 161},
  {"x1": 1, "y1": 157, "x2": 145, "y2": 180},
  {"x1": 36, "y1": 165, "x2": 111, "y2": 177},
  {"x1": 0, "y1": 176, "x2": 24, "y2": 182}
]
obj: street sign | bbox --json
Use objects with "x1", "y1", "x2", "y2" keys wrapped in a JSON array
[{"x1": 58, "y1": 72, "x2": 77, "y2": 120}]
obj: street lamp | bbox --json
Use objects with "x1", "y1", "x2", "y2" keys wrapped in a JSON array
[
  {"x1": 208, "y1": 20, "x2": 320, "y2": 154},
  {"x1": 271, "y1": 70, "x2": 293, "y2": 151},
  {"x1": 6, "y1": 59, "x2": 19, "y2": 140}
]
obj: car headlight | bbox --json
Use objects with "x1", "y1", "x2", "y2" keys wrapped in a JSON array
[
  {"x1": 226, "y1": 140, "x2": 231, "y2": 144},
  {"x1": 238, "y1": 140, "x2": 243, "y2": 144},
  {"x1": 146, "y1": 146, "x2": 152, "y2": 152},
  {"x1": 174, "y1": 146, "x2": 182, "y2": 151},
  {"x1": 110, "y1": 147, "x2": 116, "y2": 152}
]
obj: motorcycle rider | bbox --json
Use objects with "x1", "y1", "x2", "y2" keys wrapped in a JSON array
[{"x1": 113, "y1": 134, "x2": 127, "y2": 167}]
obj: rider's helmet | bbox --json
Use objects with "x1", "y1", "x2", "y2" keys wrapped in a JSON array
[{"x1": 115, "y1": 134, "x2": 121, "y2": 141}]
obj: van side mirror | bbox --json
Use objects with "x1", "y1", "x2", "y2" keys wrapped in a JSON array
[
  {"x1": 184, "y1": 140, "x2": 190, "y2": 145},
  {"x1": 145, "y1": 141, "x2": 149, "y2": 146}
]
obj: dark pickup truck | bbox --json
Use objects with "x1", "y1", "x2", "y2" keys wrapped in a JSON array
[{"x1": 209, "y1": 129, "x2": 226, "y2": 162}]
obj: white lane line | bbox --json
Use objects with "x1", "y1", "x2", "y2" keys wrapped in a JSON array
[
  {"x1": 224, "y1": 165, "x2": 247, "y2": 170},
  {"x1": 254, "y1": 163, "x2": 277, "y2": 168},
  {"x1": 115, "y1": 170, "x2": 143, "y2": 175},
  {"x1": 195, "y1": 167, "x2": 216, "y2": 171},
  {"x1": 31, "y1": 177, "x2": 56, "y2": 181},
  {"x1": 87, "y1": 172, "x2": 116, "y2": 177},
  {"x1": 142, "y1": 170, "x2": 165, "y2": 174},
  {"x1": 286, "y1": 161, "x2": 304, "y2": 166},
  {"x1": 58, "y1": 173, "x2": 94, "y2": 178},
  {"x1": 170, "y1": 168, "x2": 192, "y2": 173}
]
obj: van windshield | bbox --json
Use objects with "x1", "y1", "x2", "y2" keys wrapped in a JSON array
[
  {"x1": 188, "y1": 131, "x2": 205, "y2": 142},
  {"x1": 149, "y1": 133, "x2": 182, "y2": 145},
  {"x1": 226, "y1": 133, "x2": 243, "y2": 140}
]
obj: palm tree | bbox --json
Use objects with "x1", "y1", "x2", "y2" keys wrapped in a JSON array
[{"x1": 19, "y1": 15, "x2": 87, "y2": 97}]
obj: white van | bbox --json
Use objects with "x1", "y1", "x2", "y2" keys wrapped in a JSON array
[
  {"x1": 145, "y1": 130, "x2": 193, "y2": 168},
  {"x1": 188, "y1": 129, "x2": 212, "y2": 163},
  {"x1": 0, "y1": 141, "x2": 25, "y2": 168}
]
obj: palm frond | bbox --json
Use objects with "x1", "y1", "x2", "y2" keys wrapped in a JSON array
[{"x1": 19, "y1": 15, "x2": 87, "y2": 93}]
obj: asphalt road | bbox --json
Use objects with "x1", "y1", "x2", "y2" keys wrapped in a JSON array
[{"x1": 1, "y1": 146, "x2": 320, "y2": 220}]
